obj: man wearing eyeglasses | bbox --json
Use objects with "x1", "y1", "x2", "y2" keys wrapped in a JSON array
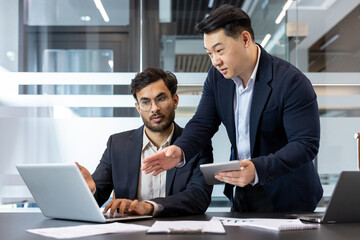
[{"x1": 77, "y1": 68, "x2": 213, "y2": 217}]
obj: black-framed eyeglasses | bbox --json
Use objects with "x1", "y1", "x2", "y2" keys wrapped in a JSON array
[{"x1": 138, "y1": 95, "x2": 171, "y2": 112}]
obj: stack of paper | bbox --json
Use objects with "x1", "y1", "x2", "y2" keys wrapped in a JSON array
[
  {"x1": 211, "y1": 217, "x2": 318, "y2": 231},
  {"x1": 27, "y1": 222, "x2": 149, "y2": 239},
  {"x1": 147, "y1": 220, "x2": 226, "y2": 234}
]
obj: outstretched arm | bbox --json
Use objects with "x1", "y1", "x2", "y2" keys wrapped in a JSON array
[
  {"x1": 150, "y1": 141, "x2": 213, "y2": 217},
  {"x1": 141, "y1": 145, "x2": 183, "y2": 176}
]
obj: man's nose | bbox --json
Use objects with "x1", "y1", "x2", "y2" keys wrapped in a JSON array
[
  {"x1": 212, "y1": 55, "x2": 221, "y2": 67},
  {"x1": 150, "y1": 99, "x2": 160, "y2": 112}
]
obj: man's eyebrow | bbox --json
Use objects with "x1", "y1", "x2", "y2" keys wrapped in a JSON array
[
  {"x1": 155, "y1": 92, "x2": 167, "y2": 98},
  {"x1": 139, "y1": 92, "x2": 166, "y2": 101},
  {"x1": 139, "y1": 96, "x2": 150, "y2": 101},
  {"x1": 205, "y1": 42, "x2": 223, "y2": 51}
]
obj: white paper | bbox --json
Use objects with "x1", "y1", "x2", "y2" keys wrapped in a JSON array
[
  {"x1": 211, "y1": 217, "x2": 318, "y2": 231},
  {"x1": 147, "y1": 220, "x2": 225, "y2": 234},
  {"x1": 27, "y1": 222, "x2": 150, "y2": 239},
  {"x1": 211, "y1": 216, "x2": 246, "y2": 226}
]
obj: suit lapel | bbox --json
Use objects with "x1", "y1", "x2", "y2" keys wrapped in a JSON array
[
  {"x1": 126, "y1": 126, "x2": 143, "y2": 199},
  {"x1": 218, "y1": 78, "x2": 237, "y2": 147},
  {"x1": 165, "y1": 123, "x2": 182, "y2": 196},
  {"x1": 250, "y1": 46, "x2": 273, "y2": 156}
]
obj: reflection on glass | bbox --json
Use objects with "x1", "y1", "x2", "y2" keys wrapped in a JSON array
[
  {"x1": 158, "y1": 0, "x2": 288, "y2": 72},
  {"x1": 27, "y1": 0, "x2": 130, "y2": 26},
  {"x1": 308, "y1": 4, "x2": 360, "y2": 72},
  {"x1": 42, "y1": 49, "x2": 114, "y2": 72}
]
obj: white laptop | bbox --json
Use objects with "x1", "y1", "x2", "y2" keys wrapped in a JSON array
[
  {"x1": 16, "y1": 163, "x2": 152, "y2": 223},
  {"x1": 298, "y1": 171, "x2": 360, "y2": 223}
]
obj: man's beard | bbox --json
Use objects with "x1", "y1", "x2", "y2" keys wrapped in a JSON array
[{"x1": 142, "y1": 111, "x2": 175, "y2": 133}]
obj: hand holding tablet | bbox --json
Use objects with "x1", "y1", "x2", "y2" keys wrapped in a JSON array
[{"x1": 200, "y1": 160, "x2": 243, "y2": 185}]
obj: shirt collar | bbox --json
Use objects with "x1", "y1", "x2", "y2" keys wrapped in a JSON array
[{"x1": 142, "y1": 123, "x2": 175, "y2": 151}]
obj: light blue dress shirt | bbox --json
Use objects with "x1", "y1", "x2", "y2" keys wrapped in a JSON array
[{"x1": 232, "y1": 45, "x2": 261, "y2": 185}]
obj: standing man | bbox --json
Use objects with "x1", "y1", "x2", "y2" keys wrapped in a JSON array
[
  {"x1": 142, "y1": 4, "x2": 322, "y2": 212},
  {"x1": 77, "y1": 68, "x2": 213, "y2": 217}
]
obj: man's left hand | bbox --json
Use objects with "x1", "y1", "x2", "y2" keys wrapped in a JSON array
[
  {"x1": 75, "y1": 162, "x2": 96, "y2": 193},
  {"x1": 214, "y1": 159, "x2": 255, "y2": 187}
]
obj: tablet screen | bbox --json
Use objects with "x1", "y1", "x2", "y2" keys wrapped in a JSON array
[{"x1": 200, "y1": 160, "x2": 241, "y2": 185}]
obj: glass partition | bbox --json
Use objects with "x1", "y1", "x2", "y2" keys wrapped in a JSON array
[
  {"x1": 158, "y1": 0, "x2": 288, "y2": 72},
  {"x1": 287, "y1": 0, "x2": 360, "y2": 203},
  {"x1": 1, "y1": 0, "x2": 360, "y2": 211}
]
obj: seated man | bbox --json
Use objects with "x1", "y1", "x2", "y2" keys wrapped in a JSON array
[{"x1": 77, "y1": 68, "x2": 213, "y2": 217}]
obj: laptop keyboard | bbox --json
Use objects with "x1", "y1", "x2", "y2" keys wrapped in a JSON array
[{"x1": 103, "y1": 212, "x2": 124, "y2": 219}]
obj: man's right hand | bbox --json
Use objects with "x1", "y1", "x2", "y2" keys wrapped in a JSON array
[
  {"x1": 104, "y1": 199, "x2": 154, "y2": 217},
  {"x1": 75, "y1": 162, "x2": 96, "y2": 194},
  {"x1": 141, "y1": 145, "x2": 183, "y2": 176}
]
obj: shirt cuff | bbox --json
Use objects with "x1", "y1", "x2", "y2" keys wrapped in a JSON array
[
  {"x1": 250, "y1": 168, "x2": 259, "y2": 186},
  {"x1": 175, "y1": 149, "x2": 186, "y2": 168},
  {"x1": 144, "y1": 200, "x2": 163, "y2": 216}
]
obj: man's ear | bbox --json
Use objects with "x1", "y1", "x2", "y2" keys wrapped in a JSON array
[
  {"x1": 173, "y1": 93, "x2": 179, "y2": 109},
  {"x1": 135, "y1": 102, "x2": 140, "y2": 113},
  {"x1": 241, "y1": 31, "x2": 252, "y2": 47}
]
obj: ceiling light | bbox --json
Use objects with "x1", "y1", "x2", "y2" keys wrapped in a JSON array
[
  {"x1": 263, "y1": 25, "x2": 285, "y2": 52},
  {"x1": 80, "y1": 16, "x2": 91, "y2": 22},
  {"x1": 275, "y1": 10, "x2": 286, "y2": 24},
  {"x1": 261, "y1": 34, "x2": 271, "y2": 48},
  {"x1": 261, "y1": 0, "x2": 269, "y2": 9},
  {"x1": 108, "y1": 60, "x2": 114, "y2": 69},
  {"x1": 283, "y1": 0, "x2": 293, "y2": 11},
  {"x1": 6, "y1": 51, "x2": 15, "y2": 61},
  {"x1": 319, "y1": 34, "x2": 340, "y2": 51},
  {"x1": 94, "y1": 0, "x2": 110, "y2": 22},
  {"x1": 208, "y1": 0, "x2": 214, "y2": 8},
  {"x1": 275, "y1": 0, "x2": 293, "y2": 24}
]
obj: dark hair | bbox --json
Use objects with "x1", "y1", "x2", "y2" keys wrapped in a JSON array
[
  {"x1": 130, "y1": 68, "x2": 178, "y2": 101},
  {"x1": 194, "y1": 4, "x2": 255, "y2": 41}
]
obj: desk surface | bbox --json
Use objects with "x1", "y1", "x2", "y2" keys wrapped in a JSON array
[{"x1": 2, "y1": 211, "x2": 360, "y2": 240}]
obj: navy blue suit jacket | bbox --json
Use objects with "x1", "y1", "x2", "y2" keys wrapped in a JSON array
[
  {"x1": 174, "y1": 46, "x2": 323, "y2": 211},
  {"x1": 92, "y1": 123, "x2": 213, "y2": 217}
]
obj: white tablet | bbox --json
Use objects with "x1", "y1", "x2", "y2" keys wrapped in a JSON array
[{"x1": 200, "y1": 160, "x2": 241, "y2": 185}]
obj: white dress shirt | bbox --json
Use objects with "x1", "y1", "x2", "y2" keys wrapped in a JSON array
[
  {"x1": 232, "y1": 45, "x2": 261, "y2": 185},
  {"x1": 137, "y1": 125, "x2": 174, "y2": 215}
]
